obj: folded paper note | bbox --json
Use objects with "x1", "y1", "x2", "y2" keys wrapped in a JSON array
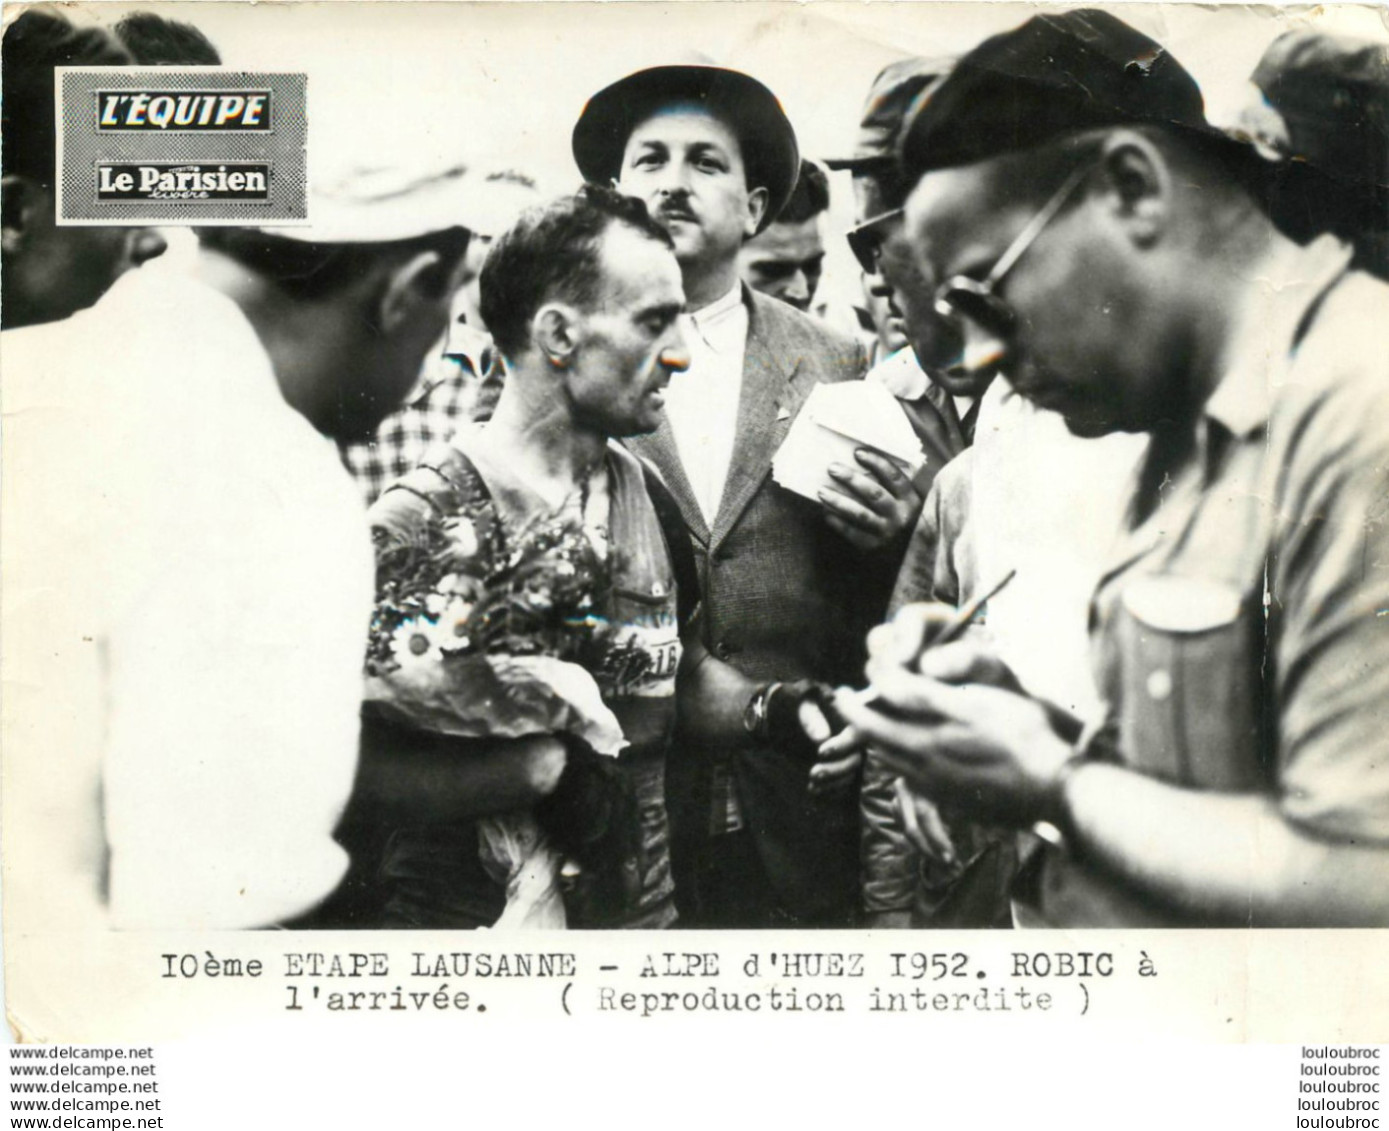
[{"x1": 772, "y1": 380, "x2": 925, "y2": 501}]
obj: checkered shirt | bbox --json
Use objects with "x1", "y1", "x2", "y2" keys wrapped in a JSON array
[{"x1": 338, "y1": 343, "x2": 497, "y2": 507}]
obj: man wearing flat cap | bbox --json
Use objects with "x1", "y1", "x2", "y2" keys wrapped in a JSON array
[
  {"x1": 3, "y1": 157, "x2": 483, "y2": 930},
  {"x1": 825, "y1": 55, "x2": 990, "y2": 925},
  {"x1": 827, "y1": 57, "x2": 986, "y2": 480},
  {"x1": 835, "y1": 53, "x2": 1143, "y2": 929},
  {"x1": 837, "y1": 10, "x2": 1389, "y2": 925},
  {"x1": 1237, "y1": 28, "x2": 1389, "y2": 280},
  {"x1": 574, "y1": 62, "x2": 919, "y2": 927}
]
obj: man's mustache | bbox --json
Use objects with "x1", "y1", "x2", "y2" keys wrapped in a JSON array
[{"x1": 656, "y1": 200, "x2": 697, "y2": 223}]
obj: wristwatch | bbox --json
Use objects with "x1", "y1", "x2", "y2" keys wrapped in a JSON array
[{"x1": 742, "y1": 682, "x2": 780, "y2": 741}]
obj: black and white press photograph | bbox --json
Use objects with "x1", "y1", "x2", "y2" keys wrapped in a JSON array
[{"x1": 3, "y1": 1, "x2": 1389, "y2": 1064}]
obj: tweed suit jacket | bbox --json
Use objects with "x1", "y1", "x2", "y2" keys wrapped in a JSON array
[{"x1": 627, "y1": 287, "x2": 884, "y2": 925}]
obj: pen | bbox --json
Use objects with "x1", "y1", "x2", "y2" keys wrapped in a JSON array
[
  {"x1": 911, "y1": 568, "x2": 1017, "y2": 653},
  {"x1": 852, "y1": 568, "x2": 1017, "y2": 709}
]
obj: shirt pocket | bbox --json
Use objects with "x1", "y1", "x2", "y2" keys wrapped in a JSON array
[{"x1": 1111, "y1": 575, "x2": 1268, "y2": 791}]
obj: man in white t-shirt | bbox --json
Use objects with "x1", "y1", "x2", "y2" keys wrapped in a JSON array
[{"x1": 2, "y1": 161, "x2": 486, "y2": 930}]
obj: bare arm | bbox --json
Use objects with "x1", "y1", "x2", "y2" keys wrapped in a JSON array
[{"x1": 1062, "y1": 762, "x2": 1389, "y2": 928}]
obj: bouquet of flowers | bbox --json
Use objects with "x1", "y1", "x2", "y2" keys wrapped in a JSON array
[{"x1": 364, "y1": 482, "x2": 648, "y2": 927}]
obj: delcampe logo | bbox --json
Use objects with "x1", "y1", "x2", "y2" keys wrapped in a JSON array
[{"x1": 58, "y1": 69, "x2": 307, "y2": 225}]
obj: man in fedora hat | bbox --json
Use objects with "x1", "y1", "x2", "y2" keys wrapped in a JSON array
[
  {"x1": 574, "y1": 62, "x2": 920, "y2": 926},
  {"x1": 836, "y1": 9, "x2": 1389, "y2": 926}
]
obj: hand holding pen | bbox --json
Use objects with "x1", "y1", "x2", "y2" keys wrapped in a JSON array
[
  {"x1": 842, "y1": 570, "x2": 1018, "y2": 714},
  {"x1": 831, "y1": 571, "x2": 1087, "y2": 831}
]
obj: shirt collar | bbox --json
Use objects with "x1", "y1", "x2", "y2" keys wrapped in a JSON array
[
  {"x1": 689, "y1": 281, "x2": 744, "y2": 322},
  {"x1": 870, "y1": 346, "x2": 931, "y2": 401},
  {"x1": 1203, "y1": 234, "x2": 1355, "y2": 440},
  {"x1": 401, "y1": 346, "x2": 457, "y2": 406},
  {"x1": 683, "y1": 281, "x2": 747, "y2": 354}
]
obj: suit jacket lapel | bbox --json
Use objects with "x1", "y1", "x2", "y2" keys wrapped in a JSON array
[
  {"x1": 625, "y1": 419, "x2": 710, "y2": 546},
  {"x1": 710, "y1": 291, "x2": 807, "y2": 548},
  {"x1": 900, "y1": 382, "x2": 970, "y2": 471},
  {"x1": 926, "y1": 382, "x2": 971, "y2": 450}
]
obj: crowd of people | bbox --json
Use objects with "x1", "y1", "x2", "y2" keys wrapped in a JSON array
[{"x1": 4, "y1": 6, "x2": 1388, "y2": 932}]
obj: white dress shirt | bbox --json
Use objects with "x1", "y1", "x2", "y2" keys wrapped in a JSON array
[
  {"x1": 866, "y1": 345, "x2": 978, "y2": 423},
  {"x1": 663, "y1": 283, "x2": 748, "y2": 525}
]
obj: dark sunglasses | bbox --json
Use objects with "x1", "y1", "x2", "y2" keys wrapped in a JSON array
[{"x1": 845, "y1": 208, "x2": 905, "y2": 275}]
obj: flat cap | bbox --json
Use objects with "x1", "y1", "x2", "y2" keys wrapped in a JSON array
[
  {"x1": 825, "y1": 56, "x2": 954, "y2": 172},
  {"x1": 1244, "y1": 29, "x2": 1389, "y2": 191},
  {"x1": 899, "y1": 9, "x2": 1212, "y2": 180},
  {"x1": 264, "y1": 160, "x2": 516, "y2": 245}
]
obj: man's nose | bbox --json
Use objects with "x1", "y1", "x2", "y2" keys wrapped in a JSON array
[
  {"x1": 661, "y1": 326, "x2": 692, "y2": 373},
  {"x1": 654, "y1": 161, "x2": 695, "y2": 197},
  {"x1": 126, "y1": 228, "x2": 168, "y2": 267},
  {"x1": 947, "y1": 317, "x2": 1008, "y2": 377},
  {"x1": 867, "y1": 273, "x2": 894, "y2": 301},
  {"x1": 784, "y1": 270, "x2": 810, "y2": 306}
]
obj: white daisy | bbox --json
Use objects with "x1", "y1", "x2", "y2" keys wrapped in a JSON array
[{"x1": 388, "y1": 616, "x2": 447, "y2": 671}]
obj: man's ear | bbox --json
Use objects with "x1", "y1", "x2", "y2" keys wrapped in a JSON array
[
  {"x1": 1098, "y1": 131, "x2": 1171, "y2": 248},
  {"x1": 743, "y1": 185, "x2": 770, "y2": 238},
  {"x1": 377, "y1": 249, "x2": 445, "y2": 334},
  {"x1": 2, "y1": 174, "x2": 44, "y2": 256},
  {"x1": 533, "y1": 303, "x2": 581, "y2": 370}
]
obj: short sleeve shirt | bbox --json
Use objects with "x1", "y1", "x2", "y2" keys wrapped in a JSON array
[
  {"x1": 1035, "y1": 236, "x2": 1389, "y2": 926},
  {"x1": 2, "y1": 268, "x2": 371, "y2": 931}
]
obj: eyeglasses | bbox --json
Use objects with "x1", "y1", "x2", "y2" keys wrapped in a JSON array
[
  {"x1": 845, "y1": 208, "x2": 904, "y2": 275},
  {"x1": 932, "y1": 163, "x2": 1092, "y2": 344}
]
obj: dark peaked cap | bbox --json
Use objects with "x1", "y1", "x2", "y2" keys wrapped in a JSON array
[
  {"x1": 572, "y1": 63, "x2": 800, "y2": 231},
  {"x1": 899, "y1": 9, "x2": 1214, "y2": 180}
]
